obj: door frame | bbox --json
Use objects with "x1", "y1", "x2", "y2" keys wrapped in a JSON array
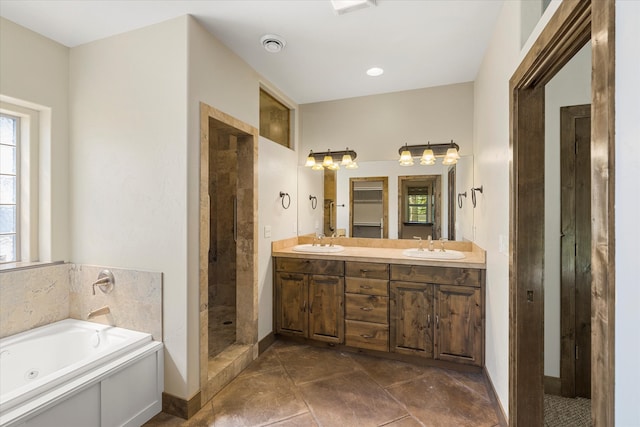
[
  {"x1": 397, "y1": 175, "x2": 442, "y2": 239},
  {"x1": 349, "y1": 176, "x2": 389, "y2": 238},
  {"x1": 509, "y1": 0, "x2": 615, "y2": 425}
]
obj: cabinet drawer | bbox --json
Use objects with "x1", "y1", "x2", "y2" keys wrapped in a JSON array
[
  {"x1": 345, "y1": 277, "x2": 388, "y2": 296},
  {"x1": 345, "y1": 262, "x2": 389, "y2": 280},
  {"x1": 345, "y1": 320, "x2": 389, "y2": 352},
  {"x1": 275, "y1": 257, "x2": 344, "y2": 275},
  {"x1": 390, "y1": 264, "x2": 482, "y2": 287},
  {"x1": 345, "y1": 294, "x2": 388, "y2": 324}
]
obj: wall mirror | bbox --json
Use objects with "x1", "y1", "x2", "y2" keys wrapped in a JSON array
[{"x1": 312, "y1": 156, "x2": 474, "y2": 241}]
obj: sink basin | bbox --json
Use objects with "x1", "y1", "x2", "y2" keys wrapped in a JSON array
[
  {"x1": 292, "y1": 244, "x2": 345, "y2": 254},
  {"x1": 402, "y1": 248, "x2": 465, "y2": 260}
]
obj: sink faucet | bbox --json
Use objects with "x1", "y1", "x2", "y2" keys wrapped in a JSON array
[
  {"x1": 427, "y1": 235, "x2": 434, "y2": 252},
  {"x1": 329, "y1": 232, "x2": 337, "y2": 247},
  {"x1": 439, "y1": 238, "x2": 446, "y2": 252},
  {"x1": 413, "y1": 236, "x2": 424, "y2": 251}
]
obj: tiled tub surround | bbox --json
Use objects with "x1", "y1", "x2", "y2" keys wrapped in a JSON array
[{"x1": 0, "y1": 263, "x2": 162, "y2": 341}]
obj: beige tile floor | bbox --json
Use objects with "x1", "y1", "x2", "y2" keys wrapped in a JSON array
[{"x1": 145, "y1": 340, "x2": 502, "y2": 427}]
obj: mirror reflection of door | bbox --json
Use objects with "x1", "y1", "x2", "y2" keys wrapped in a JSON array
[
  {"x1": 349, "y1": 177, "x2": 388, "y2": 238},
  {"x1": 398, "y1": 175, "x2": 441, "y2": 240}
]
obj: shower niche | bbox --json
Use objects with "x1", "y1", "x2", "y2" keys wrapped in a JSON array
[{"x1": 199, "y1": 103, "x2": 258, "y2": 407}]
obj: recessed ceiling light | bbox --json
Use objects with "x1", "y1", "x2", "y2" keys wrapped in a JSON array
[
  {"x1": 261, "y1": 34, "x2": 286, "y2": 53},
  {"x1": 330, "y1": 0, "x2": 376, "y2": 15},
  {"x1": 366, "y1": 67, "x2": 384, "y2": 77}
]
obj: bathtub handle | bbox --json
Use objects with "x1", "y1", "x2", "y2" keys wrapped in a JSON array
[{"x1": 92, "y1": 270, "x2": 115, "y2": 295}]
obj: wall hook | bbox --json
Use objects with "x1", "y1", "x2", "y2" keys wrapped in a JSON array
[
  {"x1": 309, "y1": 195, "x2": 318, "y2": 210},
  {"x1": 471, "y1": 185, "x2": 484, "y2": 208},
  {"x1": 279, "y1": 191, "x2": 291, "y2": 209},
  {"x1": 457, "y1": 191, "x2": 467, "y2": 209}
]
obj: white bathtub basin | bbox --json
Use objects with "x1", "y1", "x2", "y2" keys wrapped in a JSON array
[
  {"x1": 402, "y1": 248, "x2": 465, "y2": 260},
  {"x1": 292, "y1": 244, "x2": 345, "y2": 254}
]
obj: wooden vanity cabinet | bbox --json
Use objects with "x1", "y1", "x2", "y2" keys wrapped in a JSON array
[
  {"x1": 390, "y1": 265, "x2": 484, "y2": 367},
  {"x1": 344, "y1": 261, "x2": 389, "y2": 352},
  {"x1": 274, "y1": 258, "x2": 344, "y2": 343}
]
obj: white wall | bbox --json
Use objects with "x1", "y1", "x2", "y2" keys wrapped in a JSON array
[
  {"x1": 473, "y1": 1, "x2": 524, "y2": 414},
  {"x1": 543, "y1": 43, "x2": 591, "y2": 378},
  {"x1": 300, "y1": 82, "x2": 474, "y2": 164},
  {"x1": 615, "y1": 1, "x2": 640, "y2": 423},
  {"x1": 69, "y1": 16, "x2": 190, "y2": 397},
  {"x1": 0, "y1": 17, "x2": 69, "y2": 263},
  {"x1": 297, "y1": 166, "x2": 324, "y2": 236}
]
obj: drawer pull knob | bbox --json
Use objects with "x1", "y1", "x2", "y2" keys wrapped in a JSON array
[
  {"x1": 360, "y1": 307, "x2": 374, "y2": 311},
  {"x1": 360, "y1": 334, "x2": 374, "y2": 339},
  {"x1": 360, "y1": 285, "x2": 373, "y2": 289},
  {"x1": 360, "y1": 269, "x2": 370, "y2": 273}
]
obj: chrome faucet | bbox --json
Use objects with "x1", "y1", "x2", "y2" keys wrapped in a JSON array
[
  {"x1": 329, "y1": 232, "x2": 337, "y2": 247},
  {"x1": 413, "y1": 236, "x2": 424, "y2": 251},
  {"x1": 313, "y1": 233, "x2": 326, "y2": 247},
  {"x1": 87, "y1": 305, "x2": 110, "y2": 320},
  {"x1": 439, "y1": 238, "x2": 446, "y2": 252}
]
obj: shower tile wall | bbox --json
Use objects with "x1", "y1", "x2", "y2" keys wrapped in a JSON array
[
  {"x1": 0, "y1": 263, "x2": 162, "y2": 340},
  {"x1": 208, "y1": 132, "x2": 238, "y2": 358}
]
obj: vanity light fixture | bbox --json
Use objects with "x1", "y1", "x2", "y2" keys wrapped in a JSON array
[
  {"x1": 398, "y1": 140, "x2": 460, "y2": 166},
  {"x1": 305, "y1": 148, "x2": 358, "y2": 170}
]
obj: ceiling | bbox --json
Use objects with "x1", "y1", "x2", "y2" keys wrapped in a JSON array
[{"x1": 0, "y1": 0, "x2": 504, "y2": 104}]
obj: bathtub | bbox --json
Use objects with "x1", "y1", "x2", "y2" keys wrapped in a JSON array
[{"x1": 0, "y1": 319, "x2": 163, "y2": 426}]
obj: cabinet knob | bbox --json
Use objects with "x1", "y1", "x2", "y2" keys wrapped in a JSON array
[
  {"x1": 360, "y1": 285, "x2": 372, "y2": 290},
  {"x1": 360, "y1": 334, "x2": 374, "y2": 339},
  {"x1": 360, "y1": 307, "x2": 374, "y2": 311}
]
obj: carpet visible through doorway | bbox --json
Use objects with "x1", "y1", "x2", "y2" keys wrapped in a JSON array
[{"x1": 544, "y1": 394, "x2": 591, "y2": 426}]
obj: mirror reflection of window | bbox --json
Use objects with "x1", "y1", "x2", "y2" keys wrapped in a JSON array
[
  {"x1": 406, "y1": 185, "x2": 435, "y2": 223},
  {"x1": 399, "y1": 176, "x2": 441, "y2": 240}
]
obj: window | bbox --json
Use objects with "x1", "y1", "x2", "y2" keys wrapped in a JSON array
[
  {"x1": 406, "y1": 185, "x2": 435, "y2": 224},
  {"x1": 259, "y1": 89, "x2": 291, "y2": 148},
  {"x1": 0, "y1": 113, "x2": 19, "y2": 263}
]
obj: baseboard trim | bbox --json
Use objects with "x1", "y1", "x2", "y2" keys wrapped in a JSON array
[
  {"x1": 258, "y1": 332, "x2": 275, "y2": 354},
  {"x1": 544, "y1": 375, "x2": 562, "y2": 396},
  {"x1": 162, "y1": 391, "x2": 201, "y2": 420},
  {"x1": 483, "y1": 367, "x2": 508, "y2": 426}
]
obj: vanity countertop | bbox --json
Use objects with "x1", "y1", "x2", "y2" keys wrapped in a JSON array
[{"x1": 272, "y1": 236, "x2": 486, "y2": 269}]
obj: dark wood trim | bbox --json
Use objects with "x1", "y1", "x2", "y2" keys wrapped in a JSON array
[
  {"x1": 544, "y1": 375, "x2": 562, "y2": 396},
  {"x1": 162, "y1": 391, "x2": 201, "y2": 420},
  {"x1": 590, "y1": 0, "x2": 616, "y2": 424},
  {"x1": 509, "y1": 0, "x2": 615, "y2": 425},
  {"x1": 259, "y1": 332, "x2": 276, "y2": 355}
]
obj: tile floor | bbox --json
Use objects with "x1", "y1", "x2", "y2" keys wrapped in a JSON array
[{"x1": 144, "y1": 340, "x2": 502, "y2": 427}]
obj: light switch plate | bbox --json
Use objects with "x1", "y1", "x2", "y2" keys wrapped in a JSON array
[{"x1": 264, "y1": 225, "x2": 271, "y2": 238}]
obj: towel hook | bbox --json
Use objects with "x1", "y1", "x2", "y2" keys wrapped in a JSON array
[
  {"x1": 457, "y1": 191, "x2": 467, "y2": 209},
  {"x1": 309, "y1": 195, "x2": 318, "y2": 210},
  {"x1": 279, "y1": 191, "x2": 291, "y2": 209},
  {"x1": 471, "y1": 185, "x2": 483, "y2": 208}
]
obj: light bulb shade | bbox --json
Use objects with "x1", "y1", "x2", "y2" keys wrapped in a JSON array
[
  {"x1": 420, "y1": 157, "x2": 436, "y2": 165},
  {"x1": 399, "y1": 149, "x2": 414, "y2": 166},
  {"x1": 311, "y1": 163, "x2": 324, "y2": 171},
  {"x1": 322, "y1": 155, "x2": 334, "y2": 167},
  {"x1": 346, "y1": 161, "x2": 358, "y2": 169},
  {"x1": 327, "y1": 162, "x2": 340, "y2": 170},
  {"x1": 442, "y1": 156, "x2": 457, "y2": 165},
  {"x1": 445, "y1": 147, "x2": 460, "y2": 160},
  {"x1": 341, "y1": 153, "x2": 353, "y2": 165},
  {"x1": 421, "y1": 148, "x2": 435, "y2": 163},
  {"x1": 305, "y1": 154, "x2": 316, "y2": 167}
]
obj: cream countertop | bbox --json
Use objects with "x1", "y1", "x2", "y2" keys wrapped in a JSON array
[{"x1": 271, "y1": 236, "x2": 486, "y2": 269}]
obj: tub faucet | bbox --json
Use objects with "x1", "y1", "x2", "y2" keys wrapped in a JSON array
[{"x1": 87, "y1": 305, "x2": 110, "y2": 320}]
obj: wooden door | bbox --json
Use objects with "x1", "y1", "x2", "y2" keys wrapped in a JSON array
[
  {"x1": 309, "y1": 274, "x2": 344, "y2": 343},
  {"x1": 434, "y1": 285, "x2": 482, "y2": 366},
  {"x1": 275, "y1": 272, "x2": 308, "y2": 337},
  {"x1": 560, "y1": 104, "x2": 592, "y2": 398},
  {"x1": 390, "y1": 281, "x2": 433, "y2": 357}
]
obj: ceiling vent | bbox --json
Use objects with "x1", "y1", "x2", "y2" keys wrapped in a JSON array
[{"x1": 261, "y1": 34, "x2": 286, "y2": 53}]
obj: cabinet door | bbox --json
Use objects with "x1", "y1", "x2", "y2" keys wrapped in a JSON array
[
  {"x1": 434, "y1": 285, "x2": 483, "y2": 366},
  {"x1": 275, "y1": 272, "x2": 308, "y2": 337},
  {"x1": 309, "y1": 274, "x2": 344, "y2": 343},
  {"x1": 390, "y1": 281, "x2": 433, "y2": 358}
]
